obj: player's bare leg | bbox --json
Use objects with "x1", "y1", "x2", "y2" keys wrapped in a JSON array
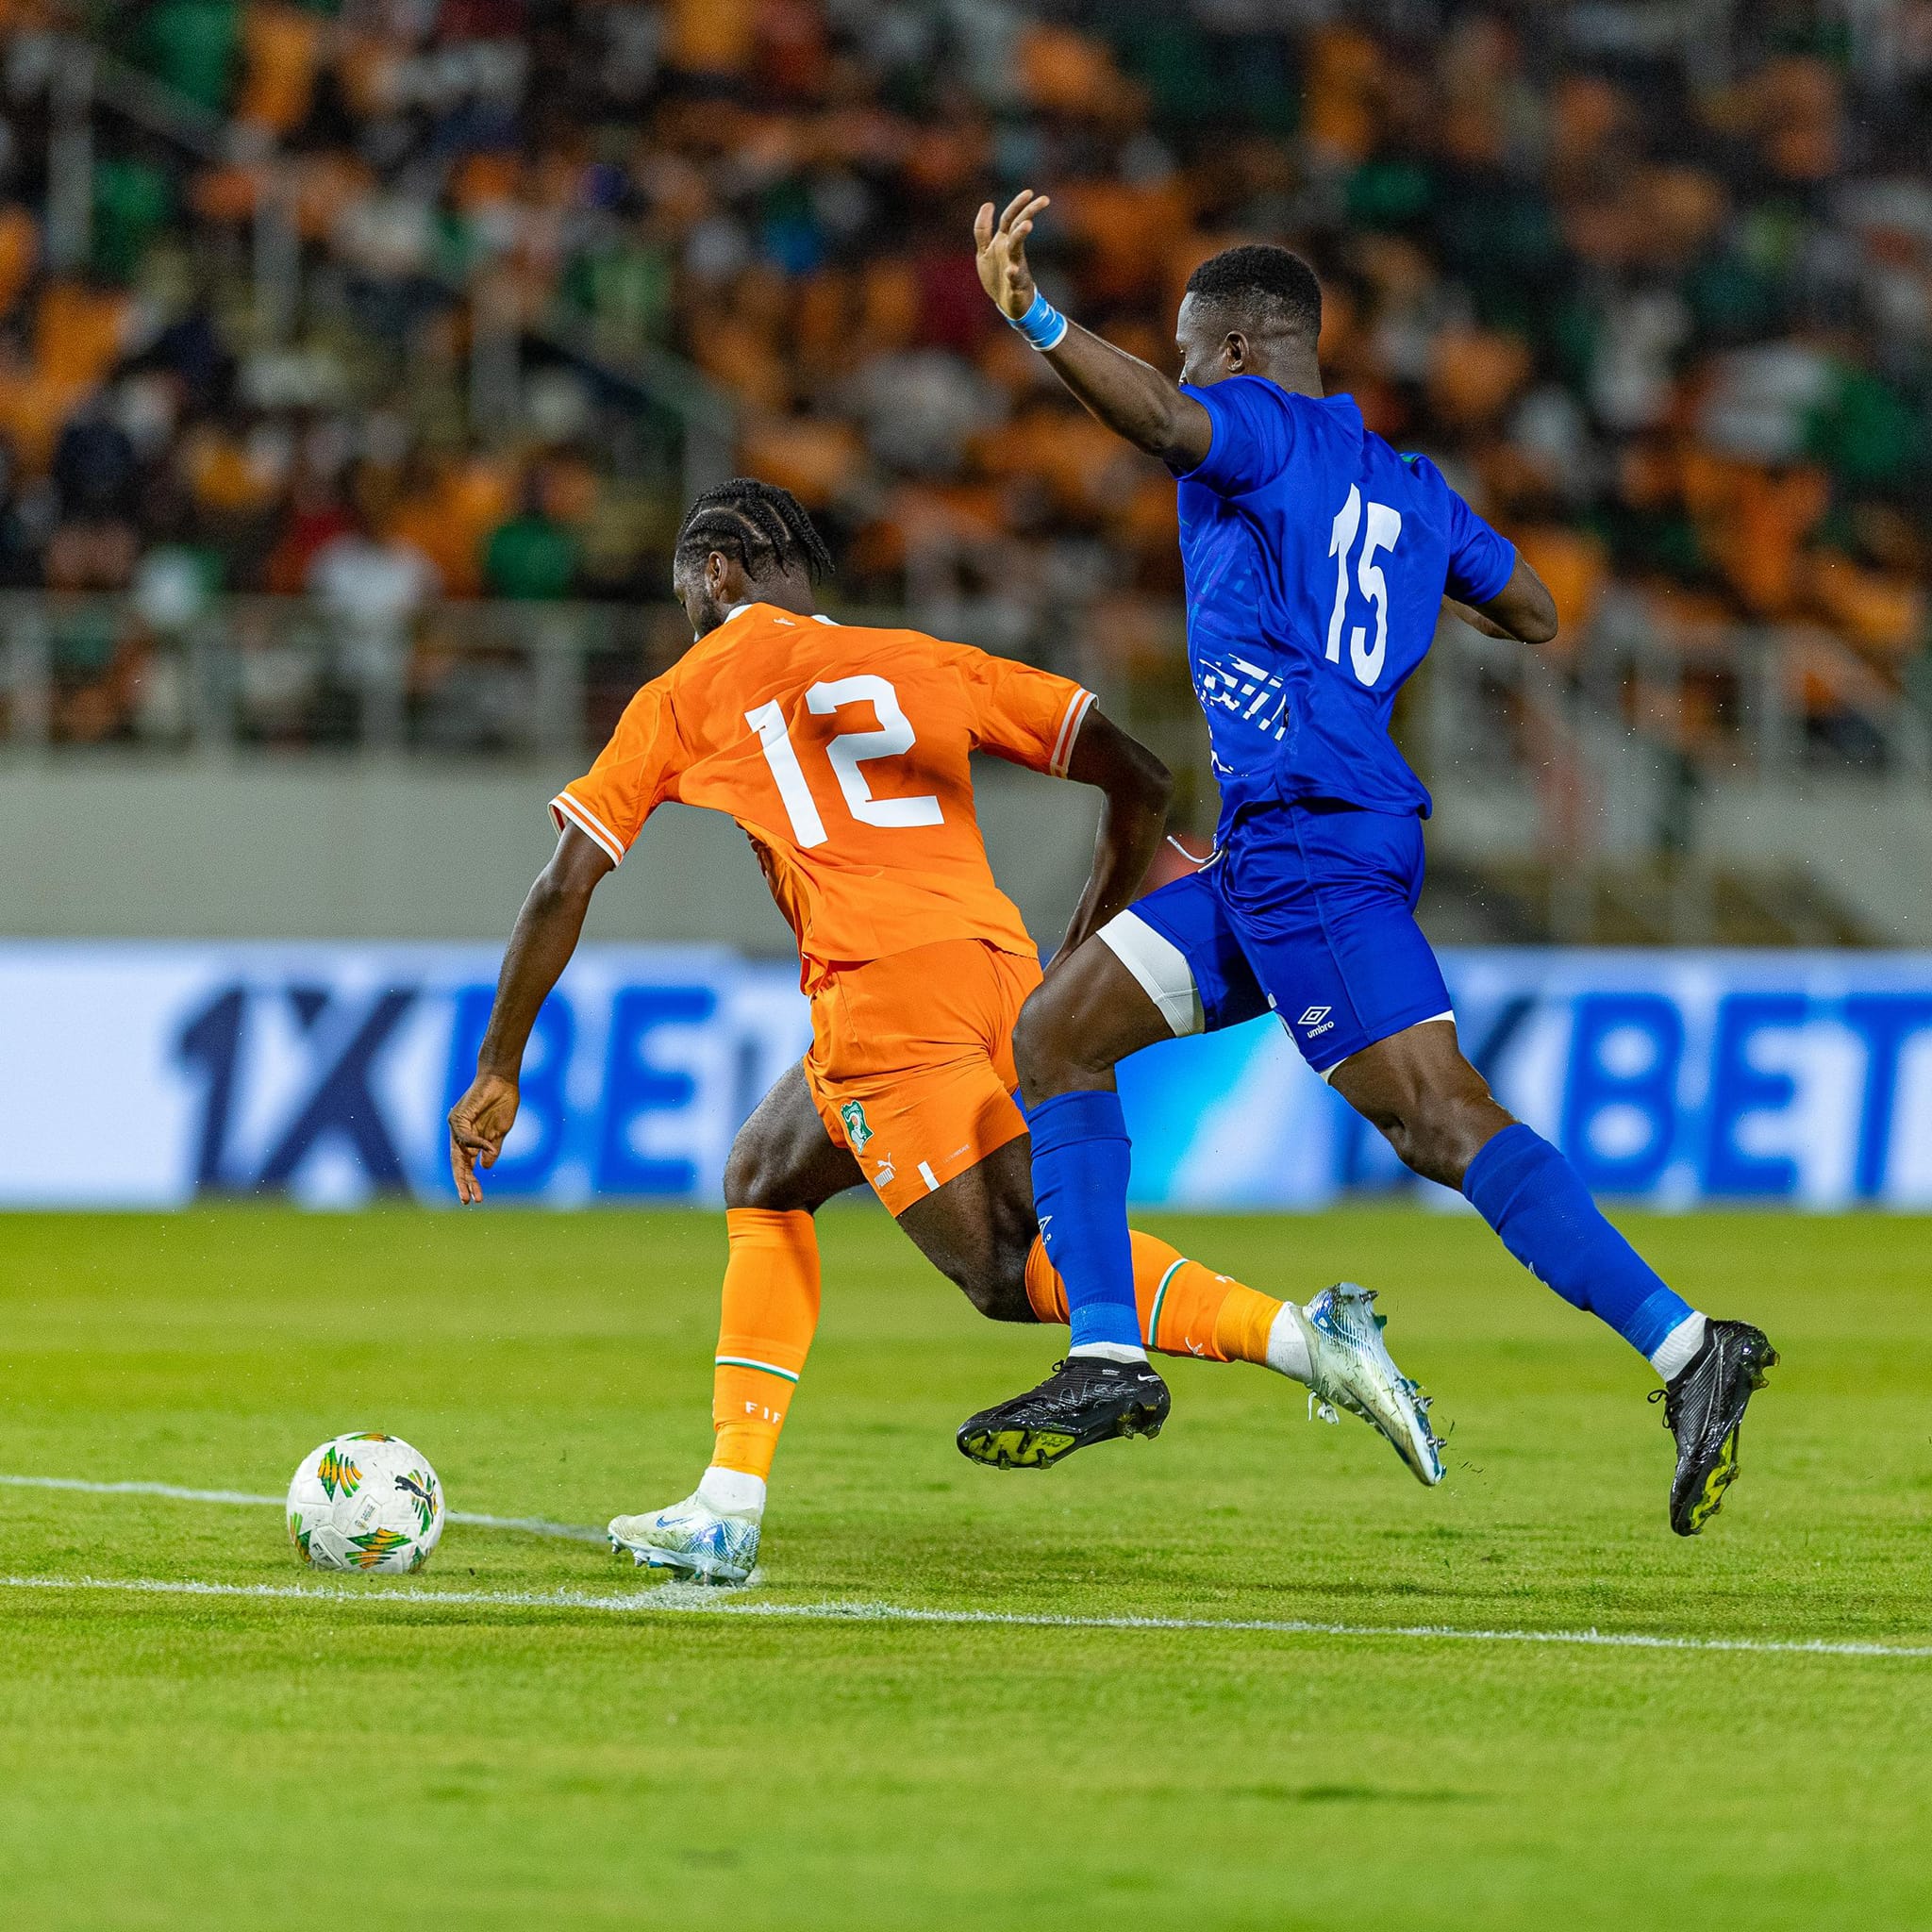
[
  {"x1": 1330, "y1": 1020, "x2": 1776, "y2": 1535},
  {"x1": 956, "y1": 941, "x2": 1443, "y2": 1478},
  {"x1": 1322, "y1": 1017, "x2": 1512, "y2": 1191},
  {"x1": 722, "y1": 1059, "x2": 870, "y2": 1211},
  {"x1": 895, "y1": 1134, "x2": 1167, "y2": 1469},
  {"x1": 607, "y1": 1065, "x2": 861, "y2": 1583},
  {"x1": 893, "y1": 1134, "x2": 1040, "y2": 1323}
]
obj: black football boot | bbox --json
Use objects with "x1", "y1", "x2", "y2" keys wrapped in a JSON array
[
  {"x1": 1653, "y1": 1320, "x2": 1778, "y2": 1536},
  {"x1": 957, "y1": 1357, "x2": 1172, "y2": 1470}
]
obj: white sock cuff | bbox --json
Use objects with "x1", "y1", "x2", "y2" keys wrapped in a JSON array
[
  {"x1": 697, "y1": 1466, "x2": 767, "y2": 1517},
  {"x1": 1649, "y1": 1312, "x2": 1708, "y2": 1381},
  {"x1": 1264, "y1": 1303, "x2": 1314, "y2": 1387},
  {"x1": 1068, "y1": 1341, "x2": 1148, "y2": 1363}
]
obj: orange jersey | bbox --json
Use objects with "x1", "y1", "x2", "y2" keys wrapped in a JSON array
[{"x1": 550, "y1": 603, "x2": 1093, "y2": 989}]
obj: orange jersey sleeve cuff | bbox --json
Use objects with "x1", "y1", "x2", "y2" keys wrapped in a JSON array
[
  {"x1": 549, "y1": 790, "x2": 628, "y2": 865},
  {"x1": 1047, "y1": 688, "x2": 1096, "y2": 777}
]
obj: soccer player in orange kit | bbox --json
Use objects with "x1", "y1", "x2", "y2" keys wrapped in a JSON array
[{"x1": 447, "y1": 477, "x2": 1440, "y2": 1583}]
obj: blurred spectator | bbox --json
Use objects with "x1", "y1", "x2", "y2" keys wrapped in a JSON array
[
  {"x1": 484, "y1": 475, "x2": 578, "y2": 600},
  {"x1": 0, "y1": 0, "x2": 1921, "y2": 766}
]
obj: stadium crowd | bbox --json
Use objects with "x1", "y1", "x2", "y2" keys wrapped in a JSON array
[{"x1": 0, "y1": 0, "x2": 1929, "y2": 749}]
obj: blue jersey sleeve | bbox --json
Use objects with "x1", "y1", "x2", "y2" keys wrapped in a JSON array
[
  {"x1": 1177, "y1": 376, "x2": 1299, "y2": 496},
  {"x1": 1406, "y1": 454, "x2": 1516, "y2": 604}
]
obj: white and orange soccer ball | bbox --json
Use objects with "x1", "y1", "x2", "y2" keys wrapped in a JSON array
[{"x1": 286, "y1": 1433, "x2": 445, "y2": 1573}]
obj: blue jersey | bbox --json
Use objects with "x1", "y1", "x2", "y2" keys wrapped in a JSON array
[{"x1": 1175, "y1": 377, "x2": 1516, "y2": 832}]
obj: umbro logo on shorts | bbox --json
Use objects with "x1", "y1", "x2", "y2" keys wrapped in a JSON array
[{"x1": 1298, "y1": 1006, "x2": 1332, "y2": 1027}]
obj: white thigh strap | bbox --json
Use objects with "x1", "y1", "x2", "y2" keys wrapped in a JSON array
[{"x1": 1097, "y1": 909, "x2": 1206, "y2": 1039}]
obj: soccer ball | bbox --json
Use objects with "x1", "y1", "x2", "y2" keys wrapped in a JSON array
[{"x1": 287, "y1": 1433, "x2": 445, "y2": 1573}]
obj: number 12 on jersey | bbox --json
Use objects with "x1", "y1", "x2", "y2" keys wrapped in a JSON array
[{"x1": 746, "y1": 675, "x2": 944, "y2": 849}]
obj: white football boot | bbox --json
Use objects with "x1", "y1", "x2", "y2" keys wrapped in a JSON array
[
  {"x1": 1287, "y1": 1282, "x2": 1444, "y2": 1485},
  {"x1": 608, "y1": 1492, "x2": 760, "y2": 1585}
]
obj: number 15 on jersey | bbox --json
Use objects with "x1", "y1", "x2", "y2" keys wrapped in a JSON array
[{"x1": 1326, "y1": 485, "x2": 1403, "y2": 689}]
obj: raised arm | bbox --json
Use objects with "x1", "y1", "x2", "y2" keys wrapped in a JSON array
[
  {"x1": 447, "y1": 825, "x2": 614, "y2": 1202},
  {"x1": 975, "y1": 192, "x2": 1212, "y2": 473},
  {"x1": 1051, "y1": 708, "x2": 1174, "y2": 964}
]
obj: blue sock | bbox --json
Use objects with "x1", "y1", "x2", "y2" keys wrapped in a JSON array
[
  {"x1": 1027, "y1": 1090, "x2": 1141, "y2": 1351},
  {"x1": 1462, "y1": 1124, "x2": 1693, "y2": 1360}
]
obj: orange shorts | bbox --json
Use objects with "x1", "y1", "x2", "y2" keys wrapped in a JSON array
[{"x1": 805, "y1": 938, "x2": 1041, "y2": 1217}]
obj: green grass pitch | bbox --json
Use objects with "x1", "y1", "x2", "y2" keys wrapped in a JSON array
[{"x1": 2, "y1": 1205, "x2": 1929, "y2": 1929}]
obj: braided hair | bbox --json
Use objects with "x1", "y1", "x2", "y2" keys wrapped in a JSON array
[{"x1": 674, "y1": 477, "x2": 835, "y2": 586}]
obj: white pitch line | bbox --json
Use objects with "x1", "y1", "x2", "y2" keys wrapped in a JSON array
[
  {"x1": 4, "y1": 1573, "x2": 1929, "y2": 1663},
  {"x1": 0, "y1": 1474, "x2": 606, "y2": 1544},
  {"x1": 441, "y1": 1512, "x2": 608, "y2": 1544}
]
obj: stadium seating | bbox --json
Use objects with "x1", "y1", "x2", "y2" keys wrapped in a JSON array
[{"x1": 0, "y1": 4, "x2": 1927, "y2": 884}]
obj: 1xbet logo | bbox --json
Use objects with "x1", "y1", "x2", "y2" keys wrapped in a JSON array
[{"x1": 175, "y1": 981, "x2": 420, "y2": 1193}]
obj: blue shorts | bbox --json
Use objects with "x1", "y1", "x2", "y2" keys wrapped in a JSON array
[{"x1": 1101, "y1": 803, "x2": 1454, "y2": 1077}]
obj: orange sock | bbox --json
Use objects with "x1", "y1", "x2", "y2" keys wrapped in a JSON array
[
  {"x1": 1024, "y1": 1230, "x2": 1282, "y2": 1366},
  {"x1": 711, "y1": 1208, "x2": 821, "y2": 1480}
]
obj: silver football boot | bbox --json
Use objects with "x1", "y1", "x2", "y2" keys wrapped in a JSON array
[
  {"x1": 608, "y1": 1493, "x2": 761, "y2": 1585},
  {"x1": 1291, "y1": 1282, "x2": 1444, "y2": 1485}
]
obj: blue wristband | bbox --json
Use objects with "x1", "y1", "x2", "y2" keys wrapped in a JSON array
[{"x1": 1008, "y1": 290, "x2": 1069, "y2": 352}]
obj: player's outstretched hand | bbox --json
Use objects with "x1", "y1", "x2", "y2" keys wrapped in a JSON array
[
  {"x1": 448, "y1": 1072, "x2": 519, "y2": 1205},
  {"x1": 974, "y1": 189, "x2": 1049, "y2": 320}
]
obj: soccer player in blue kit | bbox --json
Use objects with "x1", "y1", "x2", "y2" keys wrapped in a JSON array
[{"x1": 957, "y1": 192, "x2": 1777, "y2": 1535}]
